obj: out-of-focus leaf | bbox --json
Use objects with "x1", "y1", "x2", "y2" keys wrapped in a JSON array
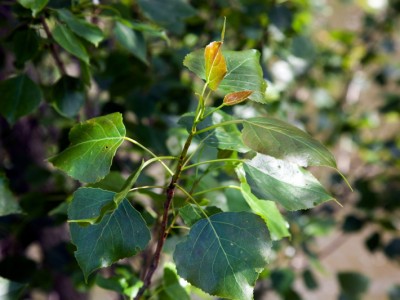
[
  {"x1": 384, "y1": 238, "x2": 400, "y2": 261},
  {"x1": 204, "y1": 41, "x2": 227, "y2": 90},
  {"x1": 114, "y1": 21, "x2": 147, "y2": 64},
  {"x1": 56, "y1": 9, "x2": 104, "y2": 46},
  {"x1": 244, "y1": 154, "x2": 334, "y2": 211},
  {"x1": 0, "y1": 277, "x2": 27, "y2": 300},
  {"x1": 223, "y1": 90, "x2": 252, "y2": 106},
  {"x1": 241, "y1": 182, "x2": 290, "y2": 240},
  {"x1": 271, "y1": 268, "x2": 295, "y2": 294},
  {"x1": 242, "y1": 117, "x2": 337, "y2": 168},
  {"x1": 388, "y1": 285, "x2": 400, "y2": 300},
  {"x1": 342, "y1": 215, "x2": 365, "y2": 233},
  {"x1": 163, "y1": 264, "x2": 190, "y2": 300},
  {"x1": 52, "y1": 23, "x2": 89, "y2": 64},
  {"x1": 0, "y1": 174, "x2": 22, "y2": 217},
  {"x1": 51, "y1": 76, "x2": 85, "y2": 118},
  {"x1": 69, "y1": 188, "x2": 151, "y2": 280},
  {"x1": 365, "y1": 232, "x2": 381, "y2": 252},
  {"x1": 17, "y1": 0, "x2": 48, "y2": 16},
  {"x1": 0, "y1": 75, "x2": 42, "y2": 124},
  {"x1": 48, "y1": 113, "x2": 126, "y2": 183},
  {"x1": 12, "y1": 28, "x2": 39, "y2": 67},
  {"x1": 174, "y1": 212, "x2": 272, "y2": 300},
  {"x1": 338, "y1": 272, "x2": 370, "y2": 297},
  {"x1": 303, "y1": 269, "x2": 318, "y2": 290}
]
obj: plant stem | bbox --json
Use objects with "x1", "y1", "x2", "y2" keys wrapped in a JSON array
[
  {"x1": 192, "y1": 185, "x2": 241, "y2": 196},
  {"x1": 182, "y1": 158, "x2": 243, "y2": 170},
  {"x1": 194, "y1": 119, "x2": 244, "y2": 135}
]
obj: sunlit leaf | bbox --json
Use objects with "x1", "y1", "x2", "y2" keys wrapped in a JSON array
[
  {"x1": 69, "y1": 188, "x2": 150, "y2": 280},
  {"x1": 48, "y1": 113, "x2": 126, "y2": 183},
  {"x1": 223, "y1": 90, "x2": 253, "y2": 106},
  {"x1": 174, "y1": 212, "x2": 272, "y2": 300},
  {"x1": 162, "y1": 264, "x2": 190, "y2": 300},
  {"x1": 244, "y1": 154, "x2": 334, "y2": 211},
  {"x1": 204, "y1": 41, "x2": 227, "y2": 90},
  {"x1": 242, "y1": 117, "x2": 337, "y2": 168}
]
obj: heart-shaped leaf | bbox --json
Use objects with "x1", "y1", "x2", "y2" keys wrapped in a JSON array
[
  {"x1": 244, "y1": 154, "x2": 334, "y2": 211},
  {"x1": 174, "y1": 212, "x2": 272, "y2": 300},
  {"x1": 48, "y1": 113, "x2": 126, "y2": 183},
  {"x1": 242, "y1": 117, "x2": 337, "y2": 168},
  {"x1": 69, "y1": 188, "x2": 151, "y2": 280},
  {"x1": 204, "y1": 41, "x2": 227, "y2": 90}
]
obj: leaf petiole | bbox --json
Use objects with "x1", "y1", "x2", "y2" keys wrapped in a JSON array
[
  {"x1": 194, "y1": 119, "x2": 244, "y2": 135},
  {"x1": 182, "y1": 158, "x2": 244, "y2": 171}
]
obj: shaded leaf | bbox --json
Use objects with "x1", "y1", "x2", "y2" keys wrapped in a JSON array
[
  {"x1": 184, "y1": 49, "x2": 267, "y2": 103},
  {"x1": 244, "y1": 154, "x2": 334, "y2": 211},
  {"x1": 17, "y1": 0, "x2": 48, "y2": 16},
  {"x1": 174, "y1": 212, "x2": 272, "y2": 300},
  {"x1": 242, "y1": 117, "x2": 337, "y2": 168},
  {"x1": 0, "y1": 75, "x2": 42, "y2": 124},
  {"x1": 48, "y1": 113, "x2": 126, "y2": 183},
  {"x1": 114, "y1": 21, "x2": 147, "y2": 64},
  {"x1": 338, "y1": 272, "x2": 370, "y2": 297},
  {"x1": 163, "y1": 264, "x2": 190, "y2": 300},
  {"x1": 224, "y1": 90, "x2": 252, "y2": 106},
  {"x1": 68, "y1": 188, "x2": 150, "y2": 280},
  {"x1": 0, "y1": 174, "x2": 22, "y2": 217},
  {"x1": 0, "y1": 277, "x2": 27, "y2": 300},
  {"x1": 51, "y1": 76, "x2": 85, "y2": 118},
  {"x1": 52, "y1": 23, "x2": 89, "y2": 64},
  {"x1": 12, "y1": 27, "x2": 39, "y2": 67},
  {"x1": 204, "y1": 41, "x2": 227, "y2": 90},
  {"x1": 180, "y1": 204, "x2": 222, "y2": 227},
  {"x1": 303, "y1": 269, "x2": 318, "y2": 290},
  {"x1": 56, "y1": 9, "x2": 104, "y2": 46},
  {"x1": 241, "y1": 182, "x2": 290, "y2": 240}
]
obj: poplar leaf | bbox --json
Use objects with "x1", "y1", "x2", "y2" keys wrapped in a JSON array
[
  {"x1": 204, "y1": 41, "x2": 227, "y2": 90},
  {"x1": 224, "y1": 90, "x2": 253, "y2": 106}
]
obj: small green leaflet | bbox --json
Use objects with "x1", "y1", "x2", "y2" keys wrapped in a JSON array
[
  {"x1": 0, "y1": 174, "x2": 22, "y2": 217},
  {"x1": 174, "y1": 212, "x2": 272, "y2": 300},
  {"x1": 162, "y1": 264, "x2": 190, "y2": 300},
  {"x1": 0, "y1": 75, "x2": 42, "y2": 124},
  {"x1": 52, "y1": 23, "x2": 89, "y2": 64},
  {"x1": 244, "y1": 154, "x2": 334, "y2": 211},
  {"x1": 184, "y1": 49, "x2": 267, "y2": 103},
  {"x1": 242, "y1": 117, "x2": 337, "y2": 168},
  {"x1": 241, "y1": 182, "x2": 290, "y2": 240},
  {"x1": 56, "y1": 9, "x2": 105, "y2": 47},
  {"x1": 17, "y1": 0, "x2": 48, "y2": 16},
  {"x1": 48, "y1": 113, "x2": 126, "y2": 183},
  {"x1": 68, "y1": 188, "x2": 150, "y2": 280}
]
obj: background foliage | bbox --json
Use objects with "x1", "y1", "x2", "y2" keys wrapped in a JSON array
[{"x1": 0, "y1": 0, "x2": 399, "y2": 299}]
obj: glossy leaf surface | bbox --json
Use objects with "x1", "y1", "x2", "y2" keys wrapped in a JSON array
[
  {"x1": 184, "y1": 49, "x2": 267, "y2": 103},
  {"x1": 0, "y1": 174, "x2": 22, "y2": 217},
  {"x1": 244, "y1": 154, "x2": 334, "y2": 211},
  {"x1": 204, "y1": 41, "x2": 227, "y2": 90},
  {"x1": 242, "y1": 117, "x2": 337, "y2": 168},
  {"x1": 114, "y1": 21, "x2": 147, "y2": 64},
  {"x1": 69, "y1": 188, "x2": 150, "y2": 280},
  {"x1": 56, "y1": 9, "x2": 104, "y2": 47},
  {"x1": 174, "y1": 212, "x2": 272, "y2": 300},
  {"x1": 0, "y1": 75, "x2": 42, "y2": 124},
  {"x1": 52, "y1": 23, "x2": 89, "y2": 64},
  {"x1": 241, "y1": 183, "x2": 290, "y2": 240},
  {"x1": 49, "y1": 113, "x2": 126, "y2": 183}
]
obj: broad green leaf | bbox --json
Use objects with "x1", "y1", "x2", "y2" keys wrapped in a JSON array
[
  {"x1": 204, "y1": 41, "x2": 227, "y2": 90},
  {"x1": 242, "y1": 117, "x2": 337, "y2": 168},
  {"x1": 178, "y1": 109, "x2": 249, "y2": 153},
  {"x1": 51, "y1": 76, "x2": 85, "y2": 118},
  {"x1": 48, "y1": 113, "x2": 126, "y2": 183},
  {"x1": 179, "y1": 204, "x2": 222, "y2": 227},
  {"x1": 163, "y1": 264, "x2": 190, "y2": 300},
  {"x1": 114, "y1": 21, "x2": 147, "y2": 64},
  {"x1": 56, "y1": 9, "x2": 104, "y2": 47},
  {"x1": 184, "y1": 49, "x2": 267, "y2": 103},
  {"x1": 68, "y1": 188, "x2": 150, "y2": 280},
  {"x1": 52, "y1": 23, "x2": 89, "y2": 64},
  {"x1": 17, "y1": 0, "x2": 48, "y2": 16},
  {"x1": 0, "y1": 75, "x2": 42, "y2": 124},
  {"x1": 244, "y1": 154, "x2": 334, "y2": 211},
  {"x1": 0, "y1": 277, "x2": 27, "y2": 300},
  {"x1": 338, "y1": 272, "x2": 370, "y2": 298},
  {"x1": 224, "y1": 90, "x2": 253, "y2": 106},
  {"x1": 12, "y1": 28, "x2": 39, "y2": 67},
  {"x1": 174, "y1": 212, "x2": 272, "y2": 300},
  {"x1": 0, "y1": 174, "x2": 22, "y2": 217},
  {"x1": 241, "y1": 182, "x2": 290, "y2": 240},
  {"x1": 137, "y1": 0, "x2": 196, "y2": 34}
]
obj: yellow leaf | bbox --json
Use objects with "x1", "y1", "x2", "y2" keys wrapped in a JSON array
[
  {"x1": 204, "y1": 41, "x2": 227, "y2": 90},
  {"x1": 223, "y1": 90, "x2": 253, "y2": 106}
]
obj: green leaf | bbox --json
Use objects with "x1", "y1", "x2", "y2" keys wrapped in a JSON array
[
  {"x1": 0, "y1": 174, "x2": 22, "y2": 217},
  {"x1": 163, "y1": 264, "x2": 190, "y2": 300},
  {"x1": 204, "y1": 41, "x2": 227, "y2": 90},
  {"x1": 56, "y1": 9, "x2": 104, "y2": 47},
  {"x1": 338, "y1": 272, "x2": 370, "y2": 297},
  {"x1": 12, "y1": 28, "x2": 39, "y2": 67},
  {"x1": 244, "y1": 154, "x2": 334, "y2": 211},
  {"x1": 241, "y1": 182, "x2": 290, "y2": 240},
  {"x1": 51, "y1": 76, "x2": 85, "y2": 118},
  {"x1": 242, "y1": 117, "x2": 337, "y2": 168},
  {"x1": 0, "y1": 277, "x2": 27, "y2": 300},
  {"x1": 0, "y1": 75, "x2": 42, "y2": 124},
  {"x1": 184, "y1": 49, "x2": 267, "y2": 103},
  {"x1": 17, "y1": 0, "x2": 48, "y2": 16},
  {"x1": 68, "y1": 188, "x2": 151, "y2": 280},
  {"x1": 114, "y1": 21, "x2": 147, "y2": 64},
  {"x1": 178, "y1": 109, "x2": 249, "y2": 153},
  {"x1": 137, "y1": 0, "x2": 196, "y2": 34},
  {"x1": 179, "y1": 204, "x2": 222, "y2": 227},
  {"x1": 174, "y1": 212, "x2": 272, "y2": 300},
  {"x1": 52, "y1": 23, "x2": 89, "y2": 64},
  {"x1": 48, "y1": 113, "x2": 126, "y2": 183}
]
